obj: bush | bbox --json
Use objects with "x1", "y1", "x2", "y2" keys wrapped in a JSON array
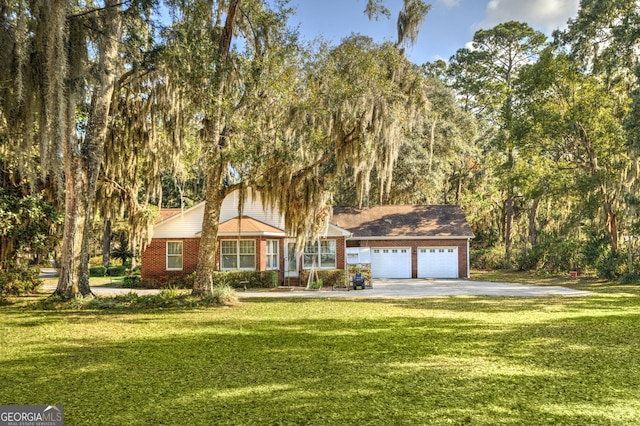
[
  {"x1": 89, "y1": 266, "x2": 107, "y2": 277},
  {"x1": 122, "y1": 275, "x2": 141, "y2": 288},
  {"x1": 107, "y1": 265, "x2": 127, "y2": 277},
  {"x1": 203, "y1": 284, "x2": 238, "y2": 306},
  {"x1": 211, "y1": 270, "x2": 278, "y2": 289},
  {"x1": 619, "y1": 272, "x2": 640, "y2": 285},
  {"x1": 300, "y1": 269, "x2": 347, "y2": 288},
  {"x1": 0, "y1": 266, "x2": 41, "y2": 301},
  {"x1": 596, "y1": 251, "x2": 625, "y2": 279},
  {"x1": 138, "y1": 271, "x2": 277, "y2": 290},
  {"x1": 470, "y1": 247, "x2": 506, "y2": 270}
]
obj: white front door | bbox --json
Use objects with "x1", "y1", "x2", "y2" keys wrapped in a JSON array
[
  {"x1": 285, "y1": 242, "x2": 299, "y2": 278},
  {"x1": 417, "y1": 247, "x2": 459, "y2": 278},
  {"x1": 371, "y1": 247, "x2": 412, "y2": 278}
]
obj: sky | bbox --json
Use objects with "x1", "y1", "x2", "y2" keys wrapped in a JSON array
[{"x1": 287, "y1": 0, "x2": 581, "y2": 65}]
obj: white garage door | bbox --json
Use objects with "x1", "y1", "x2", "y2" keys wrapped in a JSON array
[
  {"x1": 418, "y1": 247, "x2": 459, "y2": 278},
  {"x1": 371, "y1": 247, "x2": 411, "y2": 278}
]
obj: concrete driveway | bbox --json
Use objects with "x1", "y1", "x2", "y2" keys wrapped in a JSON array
[
  {"x1": 40, "y1": 266, "x2": 590, "y2": 298},
  {"x1": 237, "y1": 278, "x2": 590, "y2": 298}
]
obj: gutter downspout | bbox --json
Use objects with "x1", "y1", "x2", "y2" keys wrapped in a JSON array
[{"x1": 467, "y1": 238, "x2": 471, "y2": 279}]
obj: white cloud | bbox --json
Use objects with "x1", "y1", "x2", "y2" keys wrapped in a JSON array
[
  {"x1": 475, "y1": 0, "x2": 580, "y2": 33},
  {"x1": 438, "y1": 0, "x2": 461, "y2": 7}
]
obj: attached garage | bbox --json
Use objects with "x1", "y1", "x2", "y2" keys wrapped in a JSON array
[
  {"x1": 371, "y1": 247, "x2": 411, "y2": 278},
  {"x1": 332, "y1": 205, "x2": 474, "y2": 279},
  {"x1": 418, "y1": 247, "x2": 459, "y2": 278}
]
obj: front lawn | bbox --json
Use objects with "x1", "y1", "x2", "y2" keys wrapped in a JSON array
[{"x1": 1, "y1": 288, "x2": 640, "y2": 424}]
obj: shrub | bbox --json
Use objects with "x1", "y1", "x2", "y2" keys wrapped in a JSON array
[
  {"x1": 619, "y1": 272, "x2": 640, "y2": 285},
  {"x1": 203, "y1": 284, "x2": 238, "y2": 306},
  {"x1": 0, "y1": 266, "x2": 41, "y2": 301},
  {"x1": 300, "y1": 269, "x2": 347, "y2": 288},
  {"x1": 107, "y1": 265, "x2": 127, "y2": 277},
  {"x1": 122, "y1": 275, "x2": 141, "y2": 288},
  {"x1": 470, "y1": 247, "x2": 505, "y2": 270},
  {"x1": 211, "y1": 270, "x2": 278, "y2": 289},
  {"x1": 596, "y1": 251, "x2": 625, "y2": 279},
  {"x1": 89, "y1": 266, "x2": 107, "y2": 277}
]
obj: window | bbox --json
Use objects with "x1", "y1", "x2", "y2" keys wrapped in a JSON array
[
  {"x1": 303, "y1": 240, "x2": 336, "y2": 269},
  {"x1": 221, "y1": 240, "x2": 256, "y2": 270},
  {"x1": 266, "y1": 240, "x2": 279, "y2": 270},
  {"x1": 166, "y1": 241, "x2": 183, "y2": 270}
]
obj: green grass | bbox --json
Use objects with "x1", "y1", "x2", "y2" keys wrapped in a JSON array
[{"x1": 1, "y1": 283, "x2": 640, "y2": 424}]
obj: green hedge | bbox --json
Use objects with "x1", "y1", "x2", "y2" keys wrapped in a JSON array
[
  {"x1": 107, "y1": 265, "x2": 127, "y2": 277},
  {"x1": 300, "y1": 269, "x2": 347, "y2": 288},
  {"x1": 211, "y1": 270, "x2": 278, "y2": 289},
  {"x1": 89, "y1": 265, "x2": 127, "y2": 277},
  {"x1": 89, "y1": 266, "x2": 107, "y2": 277}
]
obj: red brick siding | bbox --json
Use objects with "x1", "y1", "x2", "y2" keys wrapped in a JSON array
[
  {"x1": 141, "y1": 238, "x2": 200, "y2": 280},
  {"x1": 142, "y1": 236, "x2": 347, "y2": 282},
  {"x1": 347, "y1": 238, "x2": 469, "y2": 278}
]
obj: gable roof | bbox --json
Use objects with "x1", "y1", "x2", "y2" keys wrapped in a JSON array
[
  {"x1": 155, "y1": 208, "x2": 184, "y2": 224},
  {"x1": 214, "y1": 216, "x2": 286, "y2": 236},
  {"x1": 331, "y1": 205, "x2": 474, "y2": 238}
]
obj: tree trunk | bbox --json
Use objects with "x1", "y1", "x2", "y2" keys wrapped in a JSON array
[
  {"x1": 102, "y1": 214, "x2": 111, "y2": 267},
  {"x1": 192, "y1": 164, "x2": 226, "y2": 295},
  {"x1": 605, "y1": 202, "x2": 618, "y2": 251},
  {"x1": 504, "y1": 193, "x2": 514, "y2": 266},
  {"x1": 54, "y1": 1, "x2": 122, "y2": 299},
  {"x1": 428, "y1": 117, "x2": 437, "y2": 173},
  {"x1": 192, "y1": 0, "x2": 240, "y2": 296},
  {"x1": 529, "y1": 197, "x2": 540, "y2": 247}
]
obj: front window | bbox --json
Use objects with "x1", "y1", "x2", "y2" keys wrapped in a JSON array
[
  {"x1": 221, "y1": 240, "x2": 256, "y2": 270},
  {"x1": 166, "y1": 241, "x2": 183, "y2": 270},
  {"x1": 303, "y1": 240, "x2": 336, "y2": 269},
  {"x1": 266, "y1": 240, "x2": 279, "y2": 270}
]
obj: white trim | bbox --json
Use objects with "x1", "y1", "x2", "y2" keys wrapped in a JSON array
[
  {"x1": 266, "y1": 239, "x2": 279, "y2": 270},
  {"x1": 303, "y1": 240, "x2": 337, "y2": 269},
  {"x1": 166, "y1": 241, "x2": 183, "y2": 271},
  {"x1": 467, "y1": 239, "x2": 470, "y2": 279},
  {"x1": 348, "y1": 236, "x2": 473, "y2": 240},
  {"x1": 220, "y1": 239, "x2": 256, "y2": 270},
  {"x1": 156, "y1": 201, "x2": 205, "y2": 227},
  {"x1": 216, "y1": 231, "x2": 286, "y2": 237}
]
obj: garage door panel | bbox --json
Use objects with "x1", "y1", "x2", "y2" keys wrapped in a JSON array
[
  {"x1": 418, "y1": 247, "x2": 458, "y2": 278},
  {"x1": 371, "y1": 247, "x2": 411, "y2": 278}
]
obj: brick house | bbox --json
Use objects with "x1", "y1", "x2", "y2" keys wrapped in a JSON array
[{"x1": 141, "y1": 190, "x2": 474, "y2": 283}]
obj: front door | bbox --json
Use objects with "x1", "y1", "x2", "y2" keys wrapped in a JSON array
[{"x1": 285, "y1": 242, "x2": 299, "y2": 278}]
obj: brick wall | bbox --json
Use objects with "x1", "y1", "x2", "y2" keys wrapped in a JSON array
[
  {"x1": 142, "y1": 235, "x2": 347, "y2": 282},
  {"x1": 141, "y1": 238, "x2": 200, "y2": 280},
  {"x1": 347, "y1": 238, "x2": 469, "y2": 278}
]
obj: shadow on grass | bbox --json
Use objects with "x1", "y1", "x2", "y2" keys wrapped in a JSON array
[{"x1": 1, "y1": 297, "x2": 640, "y2": 425}]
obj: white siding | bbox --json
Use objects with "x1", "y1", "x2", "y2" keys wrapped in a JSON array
[
  {"x1": 219, "y1": 190, "x2": 284, "y2": 229},
  {"x1": 154, "y1": 190, "x2": 285, "y2": 239},
  {"x1": 153, "y1": 203, "x2": 205, "y2": 238}
]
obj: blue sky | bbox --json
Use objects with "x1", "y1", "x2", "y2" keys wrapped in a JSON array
[{"x1": 288, "y1": 0, "x2": 581, "y2": 65}]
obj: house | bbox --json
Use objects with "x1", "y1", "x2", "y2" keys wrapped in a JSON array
[{"x1": 141, "y1": 190, "x2": 474, "y2": 283}]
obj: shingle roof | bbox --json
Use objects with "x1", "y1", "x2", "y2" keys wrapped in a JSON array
[
  {"x1": 155, "y1": 208, "x2": 183, "y2": 224},
  {"x1": 330, "y1": 205, "x2": 474, "y2": 238},
  {"x1": 217, "y1": 216, "x2": 285, "y2": 236}
]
